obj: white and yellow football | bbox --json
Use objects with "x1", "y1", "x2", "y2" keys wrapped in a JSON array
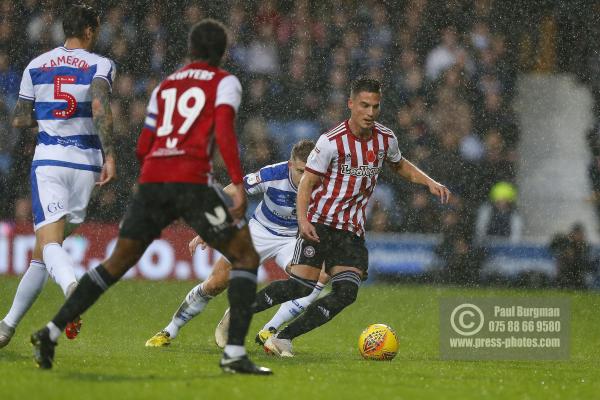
[{"x1": 358, "y1": 323, "x2": 399, "y2": 360}]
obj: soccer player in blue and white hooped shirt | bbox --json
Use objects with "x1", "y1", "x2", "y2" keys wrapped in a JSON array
[
  {"x1": 145, "y1": 140, "x2": 329, "y2": 348},
  {"x1": 0, "y1": 5, "x2": 116, "y2": 347}
]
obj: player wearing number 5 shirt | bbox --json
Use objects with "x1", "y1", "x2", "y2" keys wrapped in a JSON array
[
  {"x1": 31, "y1": 18, "x2": 271, "y2": 375},
  {"x1": 1, "y1": 4, "x2": 115, "y2": 350}
]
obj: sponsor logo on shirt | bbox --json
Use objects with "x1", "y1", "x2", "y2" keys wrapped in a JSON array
[{"x1": 340, "y1": 164, "x2": 381, "y2": 177}]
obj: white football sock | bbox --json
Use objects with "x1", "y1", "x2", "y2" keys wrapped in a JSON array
[
  {"x1": 3, "y1": 260, "x2": 48, "y2": 328},
  {"x1": 43, "y1": 243, "x2": 77, "y2": 296},
  {"x1": 164, "y1": 282, "x2": 213, "y2": 338},
  {"x1": 46, "y1": 321, "x2": 61, "y2": 342},
  {"x1": 224, "y1": 344, "x2": 246, "y2": 358},
  {"x1": 262, "y1": 282, "x2": 325, "y2": 331}
]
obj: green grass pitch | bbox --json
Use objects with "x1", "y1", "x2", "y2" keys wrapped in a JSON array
[{"x1": 0, "y1": 276, "x2": 599, "y2": 399}]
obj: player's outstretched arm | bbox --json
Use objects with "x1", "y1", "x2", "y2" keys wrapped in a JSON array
[
  {"x1": 297, "y1": 171, "x2": 321, "y2": 242},
  {"x1": 11, "y1": 99, "x2": 36, "y2": 129},
  {"x1": 91, "y1": 78, "x2": 116, "y2": 186},
  {"x1": 391, "y1": 159, "x2": 451, "y2": 204}
]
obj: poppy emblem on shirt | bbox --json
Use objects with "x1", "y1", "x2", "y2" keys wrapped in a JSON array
[{"x1": 366, "y1": 150, "x2": 376, "y2": 163}]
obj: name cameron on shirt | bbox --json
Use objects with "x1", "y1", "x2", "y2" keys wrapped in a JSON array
[{"x1": 42, "y1": 55, "x2": 90, "y2": 70}]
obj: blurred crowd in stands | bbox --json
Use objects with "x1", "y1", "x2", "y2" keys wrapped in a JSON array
[{"x1": 1, "y1": 0, "x2": 598, "y2": 288}]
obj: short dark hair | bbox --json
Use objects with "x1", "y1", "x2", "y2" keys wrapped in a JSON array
[
  {"x1": 188, "y1": 19, "x2": 228, "y2": 66},
  {"x1": 62, "y1": 4, "x2": 99, "y2": 39},
  {"x1": 290, "y1": 140, "x2": 315, "y2": 162},
  {"x1": 350, "y1": 78, "x2": 382, "y2": 98}
]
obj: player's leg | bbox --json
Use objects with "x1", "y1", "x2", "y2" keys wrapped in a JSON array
[
  {"x1": 31, "y1": 183, "x2": 174, "y2": 369},
  {"x1": 182, "y1": 185, "x2": 269, "y2": 374},
  {"x1": 166, "y1": 256, "x2": 231, "y2": 334},
  {"x1": 0, "y1": 240, "x2": 48, "y2": 348},
  {"x1": 214, "y1": 218, "x2": 290, "y2": 348},
  {"x1": 146, "y1": 256, "x2": 232, "y2": 346},
  {"x1": 36, "y1": 220, "x2": 78, "y2": 295},
  {"x1": 3, "y1": 166, "x2": 82, "y2": 346},
  {"x1": 31, "y1": 165, "x2": 81, "y2": 297},
  {"x1": 257, "y1": 268, "x2": 329, "y2": 344},
  {"x1": 265, "y1": 226, "x2": 367, "y2": 356},
  {"x1": 32, "y1": 237, "x2": 152, "y2": 368},
  {"x1": 265, "y1": 266, "x2": 362, "y2": 357},
  {"x1": 37, "y1": 168, "x2": 103, "y2": 339},
  {"x1": 256, "y1": 236, "x2": 329, "y2": 344},
  {"x1": 252, "y1": 236, "x2": 325, "y2": 314}
]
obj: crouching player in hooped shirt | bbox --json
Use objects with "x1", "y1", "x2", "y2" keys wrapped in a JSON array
[
  {"x1": 31, "y1": 19, "x2": 272, "y2": 375},
  {"x1": 250, "y1": 78, "x2": 451, "y2": 357}
]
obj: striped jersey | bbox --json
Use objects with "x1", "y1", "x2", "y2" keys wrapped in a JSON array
[
  {"x1": 244, "y1": 161, "x2": 298, "y2": 237},
  {"x1": 305, "y1": 120, "x2": 402, "y2": 236},
  {"x1": 19, "y1": 46, "x2": 116, "y2": 169}
]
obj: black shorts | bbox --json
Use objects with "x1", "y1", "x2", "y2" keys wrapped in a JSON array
[
  {"x1": 291, "y1": 223, "x2": 369, "y2": 276},
  {"x1": 119, "y1": 183, "x2": 239, "y2": 246}
]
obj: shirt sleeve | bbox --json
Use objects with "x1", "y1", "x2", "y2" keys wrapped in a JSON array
[
  {"x1": 305, "y1": 135, "x2": 335, "y2": 177},
  {"x1": 215, "y1": 75, "x2": 242, "y2": 113},
  {"x1": 93, "y1": 57, "x2": 117, "y2": 91},
  {"x1": 18, "y1": 65, "x2": 34, "y2": 101},
  {"x1": 243, "y1": 170, "x2": 267, "y2": 195},
  {"x1": 386, "y1": 134, "x2": 402, "y2": 163},
  {"x1": 143, "y1": 86, "x2": 159, "y2": 133}
]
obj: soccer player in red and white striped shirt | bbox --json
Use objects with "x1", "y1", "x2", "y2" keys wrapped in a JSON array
[{"x1": 252, "y1": 78, "x2": 450, "y2": 356}]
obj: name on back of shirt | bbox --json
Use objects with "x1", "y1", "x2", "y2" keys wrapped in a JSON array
[
  {"x1": 42, "y1": 55, "x2": 90, "y2": 70},
  {"x1": 167, "y1": 69, "x2": 215, "y2": 81}
]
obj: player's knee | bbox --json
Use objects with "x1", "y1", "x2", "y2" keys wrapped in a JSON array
[
  {"x1": 230, "y1": 248, "x2": 260, "y2": 269},
  {"x1": 331, "y1": 274, "x2": 361, "y2": 307},
  {"x1": 288, "y1": 274, "x2": 318, "y2": 298},
  {"x1": 203, "y1": 277, "x2": 228, "y2": 296},
  {"x1": 104, "y1": 240, "x2": 147, "y2": 278}
]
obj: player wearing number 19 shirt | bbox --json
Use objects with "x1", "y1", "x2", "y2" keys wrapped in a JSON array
[
  {"x1": 31, "y1": 19, "x2": 272, "y2": 375},
  {"x1": 1, "y1": 5, "x2": 116, "y2": 350}
]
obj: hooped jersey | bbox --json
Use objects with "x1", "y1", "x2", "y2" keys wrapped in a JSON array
[
  {"x1": 244, "y1": 161, "x2": 298, "y2": 237},
  {"x1": 19, "y1": 46, "x2": 116, "y2": 170}
]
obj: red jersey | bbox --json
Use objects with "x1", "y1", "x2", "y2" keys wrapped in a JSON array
[
  {"x1": 136, "y1": 62, "x2": 243, "y2": 184},
  {"x1": 304, "y1": 121, "x2": 402, "y2": 236}
]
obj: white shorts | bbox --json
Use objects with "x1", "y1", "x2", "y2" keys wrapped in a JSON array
[
  {"x1": 249, "y1": 218, "x2": 297, "y2": 270},
  {"x1": 31, "y1": 162, "x2": 99, "y2": 231}
]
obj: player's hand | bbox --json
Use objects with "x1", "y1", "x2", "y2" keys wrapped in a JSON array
[
  {"x1": 188, "y1": 235, "x2": 207, "y2": 256},
  {"x1": 96, "y1": 154, "x2": 117, "y2": 186},
  {"x1": 428, "y1": 181, "x2": 450, "y2": 204},
  {"x1": 299, "y1": 219, "x2": 320, "y2": 242},
  {"x1": 228, "y1": 183, "x2": 247, "y2": 223}
]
